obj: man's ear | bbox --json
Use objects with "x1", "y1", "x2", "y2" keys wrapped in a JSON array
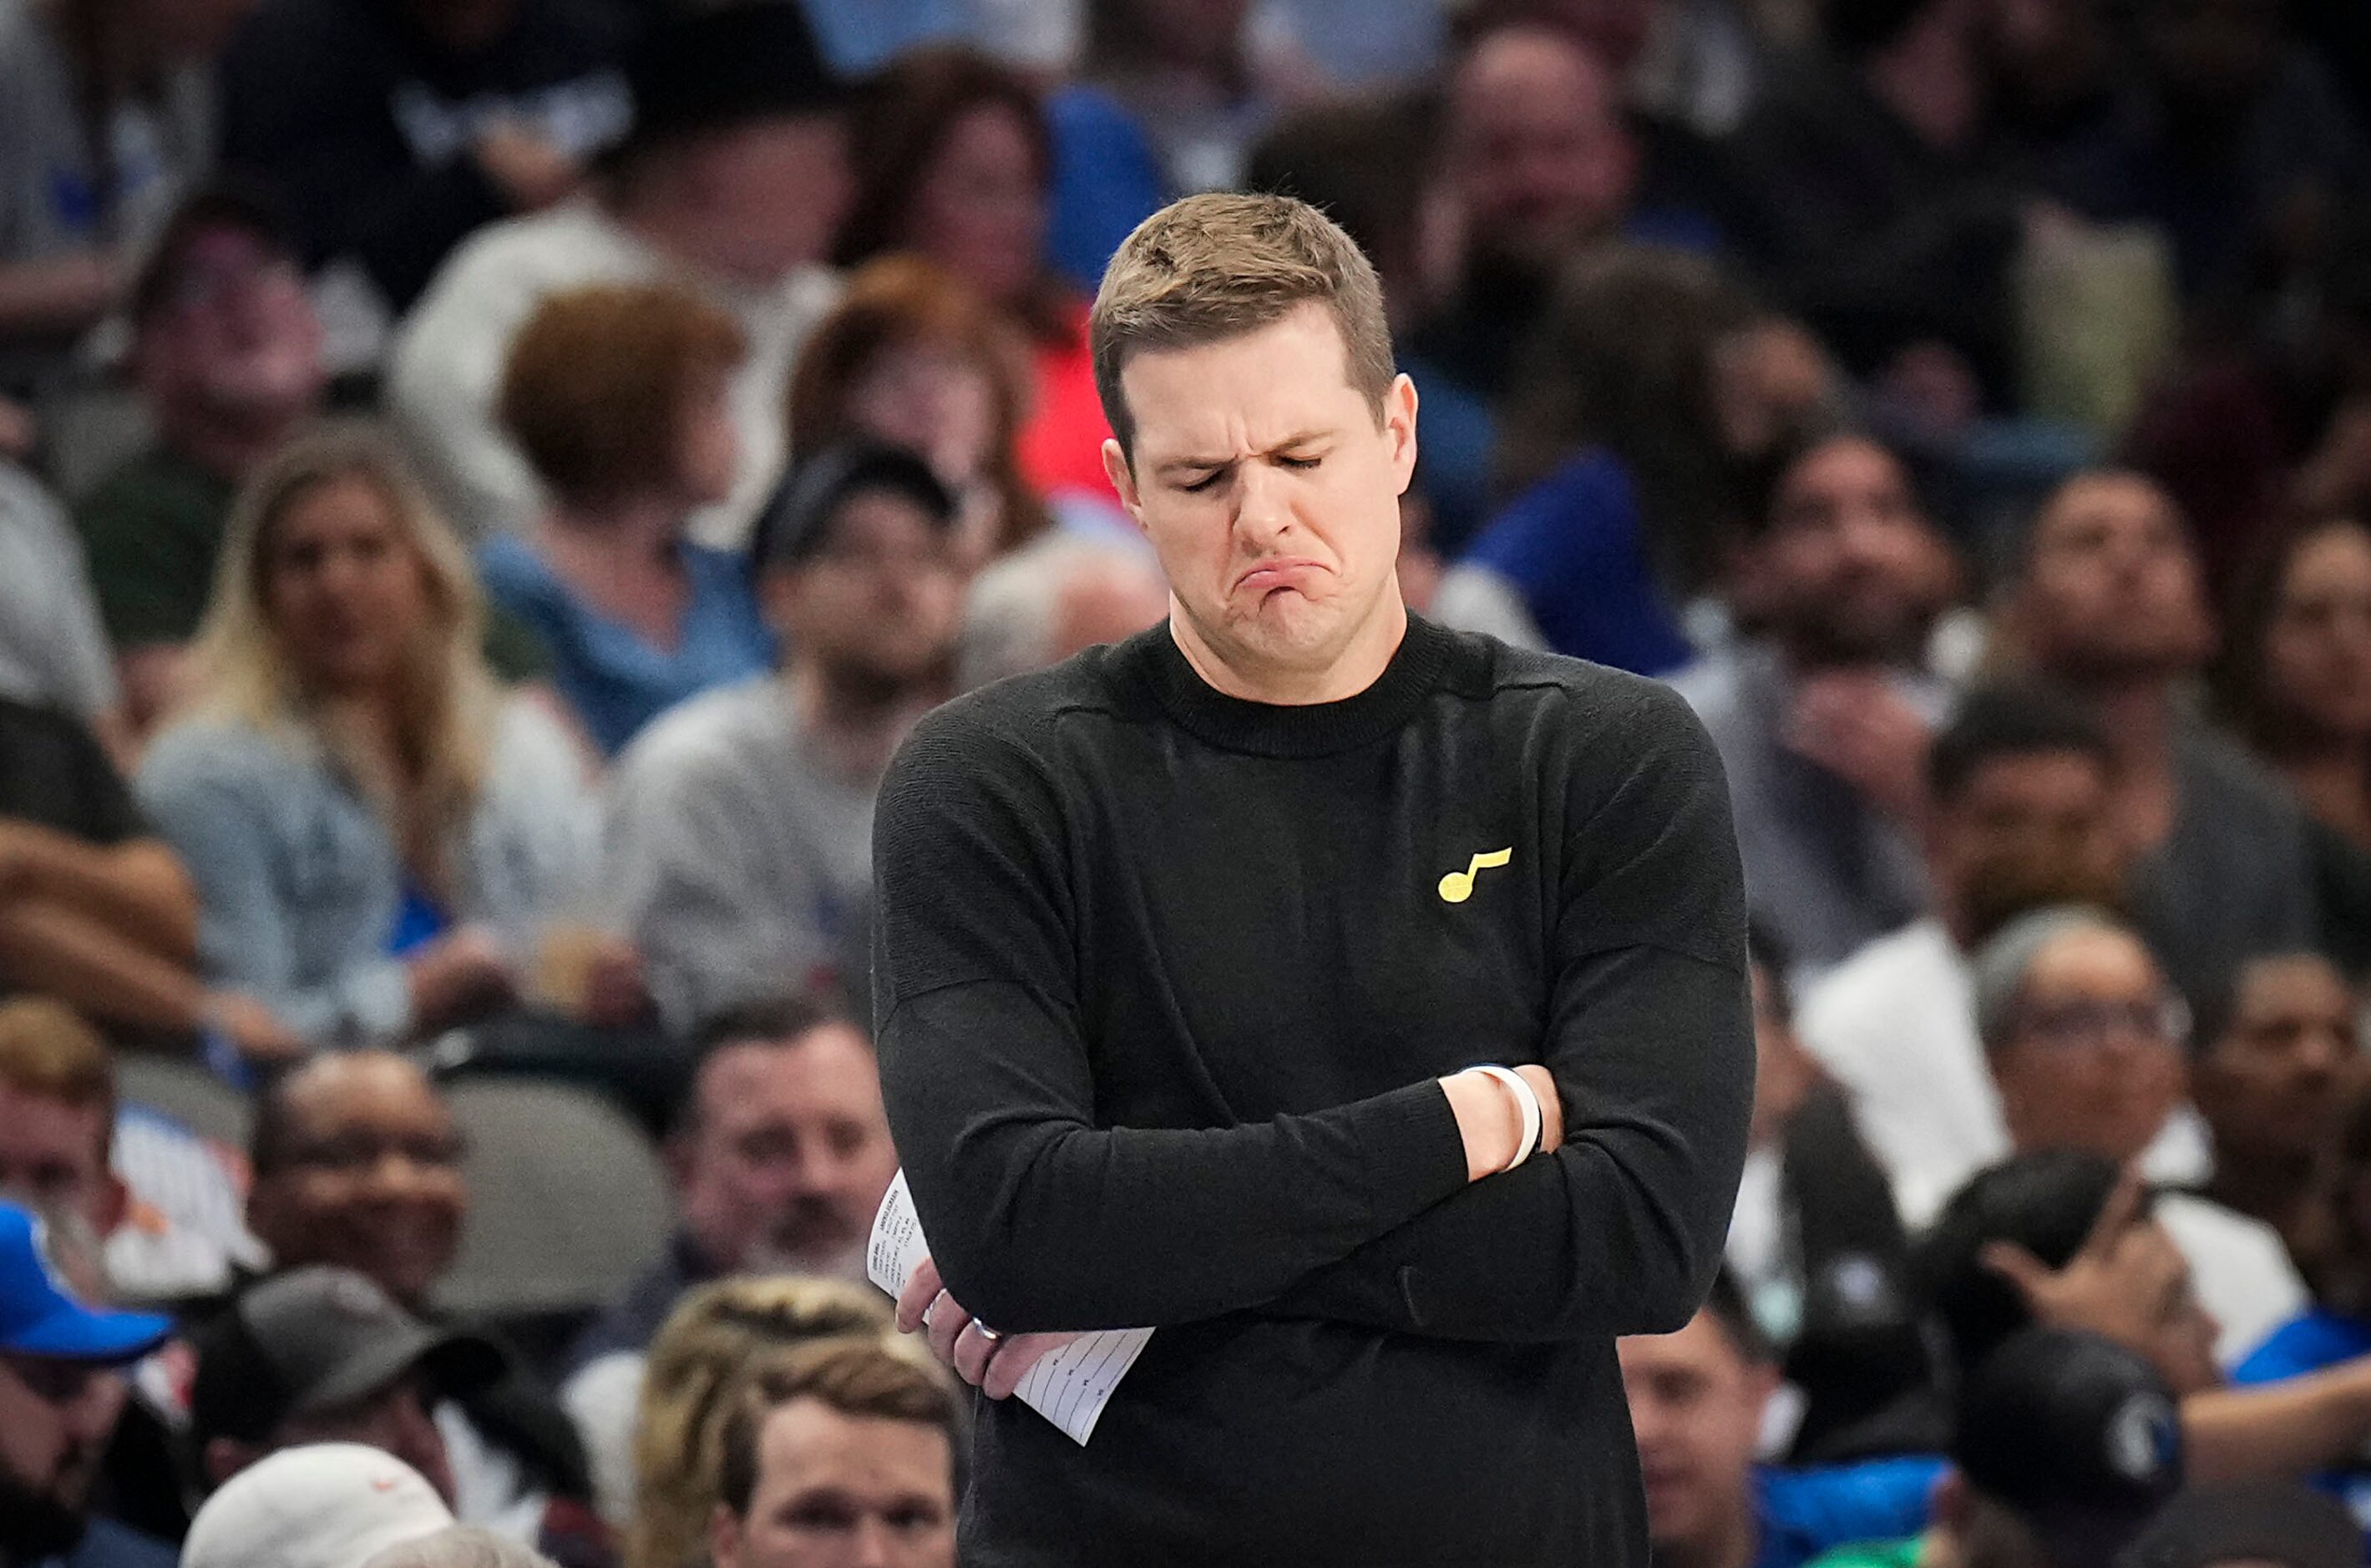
[
  {"x1": 707, "y1": 1501, "x2": 743, "y2": 1568},
  {"x1": 1102, "y1": 438, "x2": 1144, "y2": 533},
  {"x1": 1386, "y1": 373, "x2": 1420, "y2": 495}
]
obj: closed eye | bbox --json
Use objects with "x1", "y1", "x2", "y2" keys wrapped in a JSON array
[
  {"x1": 1178, "y1": 472, "x2": 1225, "y2": 494},
  {"x1": 1279, "y1": 454, "x2": 1321, "y2": 470}
]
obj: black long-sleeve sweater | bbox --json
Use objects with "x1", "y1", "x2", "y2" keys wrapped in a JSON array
[{"x1": 871, "y1": 615, "x2": 1754, "y2": 1566}]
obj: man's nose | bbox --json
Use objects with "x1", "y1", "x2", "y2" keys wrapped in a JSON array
[{"x1": 1233, "y1": 463, "x2": 1292, "y2": 544}]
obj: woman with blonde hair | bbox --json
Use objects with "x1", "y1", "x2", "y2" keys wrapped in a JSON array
[
  {"x1": 569, "y1": 1275, "x2": 901, "y2": 1567},
  {"x1": 135, "y1": 421, "x2": 605, "y2": 1051}
]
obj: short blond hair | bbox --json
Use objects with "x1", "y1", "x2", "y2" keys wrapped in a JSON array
[
  {"x1": 625, "y1": 1277, "x2": 896, "y2": 1568},
  {"x1": 713, "y1": 1338, "x2": 959, "y2": 1518},
  {"x1": 1089, "y1": 192, "x2": 1396, "y2": 462},
  {"x1": 0, "y1": 1000, "x2": 114, "y2": 1163}
]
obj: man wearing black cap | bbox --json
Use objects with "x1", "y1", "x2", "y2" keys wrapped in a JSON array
[
  {"x1": 391, "y1": 2, "x2": 849, "y2": 544},
  {"x1": 606, "y1": 444, "x2": 965, "y2": 1030},
  {"x1": 217, "y1": 0, "x2": 633, "y2": 315},
  {"x1": 1807, "y1": 1328, "x2": 2185, "y2": 1568},
  {"x1": 187, "y1": 1265, "x2": 504, "y2": 1508}
]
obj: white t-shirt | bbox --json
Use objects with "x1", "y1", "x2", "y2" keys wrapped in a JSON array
[{"x1": 2156, "y1": 1191, "x2": 2309, "y2": 1368}]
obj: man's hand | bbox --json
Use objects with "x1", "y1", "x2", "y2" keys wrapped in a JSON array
[
  {"x1": 894, "y1": 1254, "x2": 1080, "y2": 1400},
  {"x1": 1439, "y1": 1065, "x2": 1564, "y2": 1181},
  {"x1": 204, "y1": 992, "x2": 308, "y2": 1066},
  {"x1": 1786, "y1": 673, "x2": 1934, "y2": 824},
  {"x1": 405, "y1": 925, "x2": 517, "y2": 1029},
  {"x1": 1980, "y1": 1165, "x2": 2182, "y2": 1354}
]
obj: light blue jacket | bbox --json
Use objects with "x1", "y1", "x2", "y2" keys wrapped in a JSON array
[{"x1": 136, "y1": 699, "x2": 596, "y2": 1045}]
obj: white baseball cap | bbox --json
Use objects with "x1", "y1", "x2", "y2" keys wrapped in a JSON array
[{"x1": 183, "y1": 1444, "x2": 455, "y2": 1568}]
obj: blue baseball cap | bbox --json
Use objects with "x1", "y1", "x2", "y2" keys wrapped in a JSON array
[{"x1": 0, "y1": 1202, "x2": 172, "y2": 1362}]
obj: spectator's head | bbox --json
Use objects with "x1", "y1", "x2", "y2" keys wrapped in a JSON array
[
  {"x1": 2004, "y1": 469, "x2": 2213, "y2": 691},
  {"x1": 1732, "y1": 427, "x2": 1953, "y2": 667},
  {"x1": 247, "y1": 1052, "x2": 467, "y2": 1310},
  {"x1": 2119, "y1": 1480, "x2": 2361, "y2": 1568},
  {"x1": 833, "y1": 48, "x2": 1051, "y2": 315},
  {"x1": 955, "y1": 536, "x2": 1169, "y2": 691},
  {"x1": 708, "y1": 1338, "x2": 958, "y2": 1568},
  {"x1": 1618, "y1": 1273, "x2": 1777, "y2": 1561},
  {"x1": 609, "y1": 5, "x2": 850, "y2": 286},
  {"x1": 189, "y1": 1265, "x2": 505, "y2": 1504},
  {"x1": 1090, "y1": 194, "x2": 1414, "y2": 687},
  {"x1": 195, "y1": 422, "x2": 499, "y2": 843},
  {"x1": 0, "y1": 1001, "x2": 124, "y2": 1240},
  {"x1": 499, "y1": 282, "x2": 747, "y2": 518},
  {"x1": 0, "y1": 1201, "x2": 170, "y2": 1565},
  {"x1": 1445, "y1": 25, "x2": 1637, "y2": 280},
  {"x1": 628, "y1": 1277, "x2": 895, "y2": 1568},
  {"x1": 1931, "y1": 1328, "x2": 2183, "y2": 1568},
  {"x1": 751, "y1": 446, "x2": 966, "y2": 700},
  {"x1": 362, "y1": 1525, "x2": 558, "y2": 1568},
  {"x1": 1971, "y1": 908, "x2": 2190, "y2": 1167},
  {"x1": 129, "y1": 185, "x2": 325, "y2": 463},
  {"x1": 2217, "y1": 515, "x2": 2371, "y2": 761},
  {"x1": 182, "y1": 1444, "x2": 453, "y2": 1568},
  {"x1": 1920, "y1": 1150, "x2": 2222, "y2": 1393},
  {"x1": 1495, "y1": 248, "x2": 1764, "y2": 596},
  {"x1": 786, "y1": 256, "x2": 1045, "y2": 562},
  {"x1": 667, "y1": 1000, "x2": 896, "y2": 1279},
  {"x1": 1923, "y1": 686, "x2": 2122, "y2": 944},
  {"x1": 2191, "y1": 952, "x2": 2357, "y2": 1179}
]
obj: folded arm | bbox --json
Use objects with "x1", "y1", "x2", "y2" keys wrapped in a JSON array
[{"x1": 1266, "y1": 681, "x2": 1755, "y2": 1342}]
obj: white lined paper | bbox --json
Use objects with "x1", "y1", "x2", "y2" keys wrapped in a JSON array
[{"x1": 868, "y1": 1171, "x2": 1152, "y2": 1445}]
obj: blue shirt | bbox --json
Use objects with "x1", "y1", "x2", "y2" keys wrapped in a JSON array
[
  {"x1": 1457, "y1": 449, "x2": 1695, "y2": 676},
  {"x1": 479, "y1": 534, "x2": 775, "y2": 758},
  {"x1": 1757, "y1": 1458, "x2": 1946, "y2": 1568},
  {"x1": 2234, "y1": 1308, "x2": 2371, "y2": 1383}
]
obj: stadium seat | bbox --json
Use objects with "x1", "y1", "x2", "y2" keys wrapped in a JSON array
[{"x1": 436, "y1": 1077, "x2": 673, "y2": 1323}]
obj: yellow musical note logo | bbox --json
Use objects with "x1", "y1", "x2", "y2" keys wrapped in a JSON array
[{"x1": 1437, "y1": 847, "x2": 1513, "y2": 903}]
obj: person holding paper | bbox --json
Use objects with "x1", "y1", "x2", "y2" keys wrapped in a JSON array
[{"x1": 871, "y1": 191, "x2": 1755, "y2": 1565}]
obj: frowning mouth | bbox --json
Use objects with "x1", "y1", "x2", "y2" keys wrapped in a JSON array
[{"x1": 1234, "y1": 559, "x2": 1327, "y2": 594}]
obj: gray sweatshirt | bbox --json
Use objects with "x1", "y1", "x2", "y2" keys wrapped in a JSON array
[{"x1": 604, "y1": 675, "x2": 878, "y2": 1031}]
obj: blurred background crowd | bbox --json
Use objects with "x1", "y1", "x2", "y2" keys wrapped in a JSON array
[{"x1": 3, "y1": 0, "x2": 2371, "y2": 1564}]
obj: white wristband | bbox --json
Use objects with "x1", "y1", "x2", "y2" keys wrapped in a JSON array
[{"x1": 1468, "y1": 1065, "x2": 1543, "y2": 1174}]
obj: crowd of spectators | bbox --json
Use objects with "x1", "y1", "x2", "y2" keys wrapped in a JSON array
[{"x1": 6, "y1": 0, "x2": 2371, "y2": 1564}]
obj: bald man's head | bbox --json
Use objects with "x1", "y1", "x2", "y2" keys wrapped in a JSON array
[
  {"x1": 1447, "y1": 25, "x2": 1638, "y2": 276},
  {"x1": 248, "y1": 1053, "x2": 466, "y2": 1307}
]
